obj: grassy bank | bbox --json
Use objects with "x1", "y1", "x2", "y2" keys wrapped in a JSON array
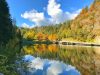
[{"x1": 0, "y1": 37, "x2": 21, "y2": 75}]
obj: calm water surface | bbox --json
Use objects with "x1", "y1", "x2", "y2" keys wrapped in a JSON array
[{"x1": 18, "y1": 44, "x2": 100, "y2": 75}]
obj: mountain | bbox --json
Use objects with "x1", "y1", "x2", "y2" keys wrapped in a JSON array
[{"x1": 70, "y1": 0, "x2": 100, "y2": 43}]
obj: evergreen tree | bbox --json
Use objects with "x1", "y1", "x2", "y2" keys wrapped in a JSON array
[{"x1": 0, "y1": 0, "x2": 13, "y2": 44}]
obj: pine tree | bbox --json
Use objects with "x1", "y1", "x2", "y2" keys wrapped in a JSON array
[{"x1": 0, "y1": 0, "x2": 13, "y2": 44}]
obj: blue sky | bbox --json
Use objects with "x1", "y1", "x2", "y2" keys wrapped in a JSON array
[{"x1": 6, "y1": 0, "x2": 94, "y2": 28}]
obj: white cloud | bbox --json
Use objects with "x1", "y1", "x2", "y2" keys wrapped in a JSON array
[
  {"x1": 21, "y1": 23, "x2": 30, "y2": 28},
  {"x1": 47, "y1": 0, "x2": 62, "y2": 17},
  {"x1": 21, "y1": 10, "x2": 44, "y2": 22},
  {"x1": 47, "y1": 0, "x2": 81, "y2": 24},
  {"x1": 21, "y1": 9, "x2": 50, "y2": 26},
  {"x1": 47, "y1": 0, "x2": 67, "y2": 24},
  {"x1": 47, "y1": 61, "x2": 66, "y2": 75},
  {"x1": 65, "y1": 9, "x2": 82, "y2": 20},
  {"x1": 21, "y1": 23, "x2": 35, "y2": 28},
  {"x1": 21, "y1": 0, "x2": 81, "y2": 27},
  {"x1": 28, "y1": 57, "x2": 44, "y2": 70}
]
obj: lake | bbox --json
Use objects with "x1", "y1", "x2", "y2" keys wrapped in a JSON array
[{"x1": 16, "y1": 44, "x2": 100, "y2": 75}]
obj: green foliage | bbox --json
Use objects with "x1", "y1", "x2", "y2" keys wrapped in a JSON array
[
  {"x1": 0, "y1": 37, "x2": 21, "y2": 75},
  {"x1": 0, "y1": 0, "x2": 14, "y2": 44},
  {"x1": 0, "y1": 0, "x2": 22, "y2": 74}
]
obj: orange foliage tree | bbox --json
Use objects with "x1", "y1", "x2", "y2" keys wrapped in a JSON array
[
  {"x1": 48, "y1": 34, "x2": 58, "y2": 41},
  {"x1": 37, "y1": 32, "x2": 44, "y2": 41}
]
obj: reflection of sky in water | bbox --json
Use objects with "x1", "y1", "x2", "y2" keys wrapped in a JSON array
[{"x1": 19, "y1": 55, "x2": 80, "y2": 75}]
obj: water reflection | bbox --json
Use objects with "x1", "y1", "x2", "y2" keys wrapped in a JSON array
[
  {"x1": 94, "y1": 47, "x2": 100, "y2": 55},
  {"x1": 22, "y1": 44, "x2": 59, "y2": 55},
  {"x1": 20, "y1": 55, "x2": 80, "y2": 75},
  {"x1": 21, "y1": 44, "x2": 100, "y2": 75}
]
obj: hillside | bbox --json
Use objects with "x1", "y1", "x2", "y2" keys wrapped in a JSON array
[
  {"x1": 70, "y1": 0, "x2": 100, "y2": 43},
  {"x1": 21, "y1": 0, "x2": 100, "y2": 43}
]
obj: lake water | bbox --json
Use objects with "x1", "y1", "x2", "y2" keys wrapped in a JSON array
[{"x1": 17, "y1": 44, "x2": 100, "y2": 75}]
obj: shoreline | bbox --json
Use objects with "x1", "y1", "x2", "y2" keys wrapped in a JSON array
[
  {"x1": 22, "y1": 40, "x2": 100, "y2": 47},
  {"x1": 54, "y1": 41, "x2": 100, "y2": 47}
]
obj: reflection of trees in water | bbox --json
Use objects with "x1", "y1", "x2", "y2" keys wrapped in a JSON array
[
  {"x1": 22, "y1": 44, "x2": 97, "y2": 75},
  {"x1": 22, "y1": 44, "x2": 59, "y2": 55},
  {"x1": 93, "y1": 47, "x2": 100, "y2": 75},
  {"x1": 94, "y1": 47, "x2": 100, "y2": 55}
]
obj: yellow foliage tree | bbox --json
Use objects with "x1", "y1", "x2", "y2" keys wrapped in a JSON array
[{"x1": 24, "y1": 30, "x2": 35, "y2": 40}]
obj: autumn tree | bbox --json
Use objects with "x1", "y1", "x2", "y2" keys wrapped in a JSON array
[
  {"x1": 48, "y1": 34, "x2": 58, "y2": 41},
  {"x1": 23, "y1": 30, "x2": 35, "y2": 40},
  {"x1": 80, "y1": 6, "x2": 88, "y2": 15},
  {"x1": 36, "y1": 32, "x2": 44, "y2": 41},
  {"x1": 90, "y1": 3, "x2": 95, "y2": 11}
]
